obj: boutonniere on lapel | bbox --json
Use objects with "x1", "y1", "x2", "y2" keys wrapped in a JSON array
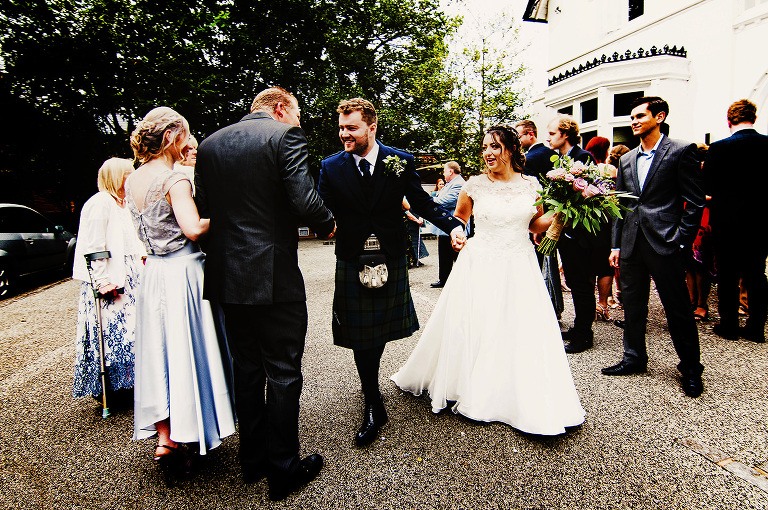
[{"x1": 383, "y1": 155, "x2": 406, "y2": 177}]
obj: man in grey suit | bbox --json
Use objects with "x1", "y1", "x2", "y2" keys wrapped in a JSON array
[
  {"x1": 195, "y1": 87, "x2": 335, "y2": 500},
  {"x1": 605, "y1": 96, "x2": 705, "y2": 398},
  {"x1": 429, "y1": 161, "x2": 465, "y2": 288}
]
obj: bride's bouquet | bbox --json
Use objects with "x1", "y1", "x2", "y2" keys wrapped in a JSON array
[{"x1": 535, "y1": 156, "x2": 633, "y2": 256}]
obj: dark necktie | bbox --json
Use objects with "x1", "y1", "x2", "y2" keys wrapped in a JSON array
[{"x1": 359, "y1": 159, "x2": 372, "y2": 182}]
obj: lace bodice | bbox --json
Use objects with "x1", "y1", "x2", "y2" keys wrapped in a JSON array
[
  {"x1": 125, "y1": 171, "x2": 189, "y2": 255},
  {"x1": 463, "y1": 174, "x2": 541, "y2": 253}
]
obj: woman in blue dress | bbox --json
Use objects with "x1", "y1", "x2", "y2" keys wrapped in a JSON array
[{"x1": 125, "y1": 107, "x2": 235, "y2": 465}]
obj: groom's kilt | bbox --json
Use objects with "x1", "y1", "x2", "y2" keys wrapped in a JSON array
[{"x1": 332, "y1": 254, "x2": 419, "y2": 349}]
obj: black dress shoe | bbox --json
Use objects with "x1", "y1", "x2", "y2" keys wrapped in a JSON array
[
  {"x1": 430, "y1": 281, "x2": 445, "y2": 288},
  {"x1": 562, "y1": 328, "x2": 593, "y2": 353},
  {"x1": 712, "y1": 323, "x2": 738, "y2": 340},
  {"x1": 739, "y1": 326, "x2": 766, "y2": 343},
  {"x1": 242, "y1": 461, "x2": 267, "y2": 484},
  {"x1": 682, "y1": 375, "x2": 703, "y2": 398},
  {"x1": 613, "y1": 320, "x2": 625, "y2": 329},
  {"x1": 268, "y1": 454, "x2": 324, "y2": 501},
  {"x1": 564, "y1": 339, "x2": 593, "y2": 353},
  {"x1": 601, "y1": 361, "x2": 646, "y2": 376},
  {"x1": 355, "y1": 399, "x2": 388, "y2": 447}
]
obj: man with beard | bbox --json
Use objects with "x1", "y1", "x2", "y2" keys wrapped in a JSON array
[{"x1": 318, "y1": 98, "x2": 464, "y2": 447}]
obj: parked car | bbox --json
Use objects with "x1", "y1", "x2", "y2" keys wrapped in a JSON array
[{"x1": 0, "y1": 204, "x2": 77, "y2": 298}]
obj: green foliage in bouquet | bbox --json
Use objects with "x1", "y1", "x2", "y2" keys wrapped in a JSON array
[{"x1": 534, "y1": 155, "x2": 634, "y2": 255}]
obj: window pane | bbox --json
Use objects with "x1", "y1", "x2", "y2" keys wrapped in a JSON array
[
  {"x1": 629, "y1": 0, "x2": 644, "y2": 20},
  {"x1": 614, "y1": 91, "x2": 644, "y2": 117},
  {"x1": 558, "y1": 106, "x2": 573, "y2": 116},
  {"x1": 581, "y1": 98, "x2": 598, "y2": 123}
]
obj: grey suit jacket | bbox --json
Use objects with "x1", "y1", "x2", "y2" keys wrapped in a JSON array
[
  {"x1": 428, "y1": 175, "x2": 465, "y2": 236},
  {"x1": 195, "y1": 112, "x2": 334, "y2": 305},
  {"x1": 612, "y1": 135, "x2": 704, "y2": 257}
]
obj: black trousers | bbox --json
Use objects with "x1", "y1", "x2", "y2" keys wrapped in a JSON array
[
  {"x1": 619, "y1": 232, "x2": 703, "y2": 377},
  {"x1": 558, "y1": 230, "x2": 596, "y2": 333},
  {"x1": 437, "y1": 235, "x2": 459, "y2": 283},
  {"x1": 221, "y1": 301, "x2": 307, "y2": 476},
  {"x1": 713, "y1": 231, "x2": 768, "y2": 334}
]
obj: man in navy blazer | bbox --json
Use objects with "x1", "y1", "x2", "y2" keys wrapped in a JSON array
[
  {"x1": 606, "y1": 96, "x2": 705, "y2": 398},
  {"x1": 428, "y1": 161, "x2": 465, "y2": 288},
  {"x1": 516, "y1": 119, "x2": 556, "y2": 180},
  {"x1": 319, "y1": 98, "x2": 463, "y2": 448},
  {"x1": 704, "y1": 99, "x2": 768, "y2": 343},
  {"x1": 196, "y1": 87, "x2": 334, "y2": 499},
  {"x1": 547, "y1": 115, "x2": 597, "y2": 353}
]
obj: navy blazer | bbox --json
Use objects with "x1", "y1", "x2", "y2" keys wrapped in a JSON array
[
  {"x1": 523, "y1": 143, "x2": 557, "y2": 180},
  {"x1": 612, "y1": 135, "x2": 704, "y2": 256},
  {"x1": 195, "y1": 112, "x2": 335, "y2": 305},
  {"x1": 703, "y1": 128, "x2": 768, "y2": 235},
  {"x1": 319, "y1": 141, "x2": 462, "y2": 261}
]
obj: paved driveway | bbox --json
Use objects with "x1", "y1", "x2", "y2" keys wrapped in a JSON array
[{"x1": 1, "y1": 238, "x2": 766, "y2": 509}]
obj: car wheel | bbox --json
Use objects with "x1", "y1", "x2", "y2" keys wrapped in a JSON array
[{"x1": 0, "y1": 265, "x2": 15, "y2": 299}]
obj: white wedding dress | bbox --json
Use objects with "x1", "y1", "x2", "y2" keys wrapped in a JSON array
[{"x1": 391, "y1": 174, "x2": 585, "y2": 435}]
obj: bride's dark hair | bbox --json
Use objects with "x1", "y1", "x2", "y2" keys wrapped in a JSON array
[{"x1": 485, "y1": 125, "x2": 526, "y2": 174}]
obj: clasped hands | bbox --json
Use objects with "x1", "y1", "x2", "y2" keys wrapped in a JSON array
[{"x1": 450, "y1": 226, "x2": 467, "y2": 252}]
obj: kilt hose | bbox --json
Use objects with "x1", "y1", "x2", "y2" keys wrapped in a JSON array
[{"x1": 332, "y1": 254, "x2": 419, "y2": 349}]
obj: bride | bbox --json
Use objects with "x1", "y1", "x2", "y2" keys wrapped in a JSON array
[{"x1": 391, "y1": 125, "x2": 585, "y2": 435}]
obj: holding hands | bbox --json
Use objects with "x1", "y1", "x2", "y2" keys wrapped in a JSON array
[{"x1": 450, "y1": 226, "x2": 467, "y2": 252}]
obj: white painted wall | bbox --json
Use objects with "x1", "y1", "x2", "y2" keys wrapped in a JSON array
[{"x1": 527, "y1": 0, "x2": 768, "y2": 146}]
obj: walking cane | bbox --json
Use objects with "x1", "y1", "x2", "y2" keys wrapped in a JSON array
[
  {"x1": 84, "y1": 250, "x2": 112, "y2": 418},
  {"x1": 416, "y1": 224, "x2": 421, "y2": 262}
]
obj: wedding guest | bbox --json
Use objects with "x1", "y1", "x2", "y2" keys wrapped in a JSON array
[
  {"x1": 126, "y1": 107, "x2": 236, "y2": 469},
  {"x1": 392, "y1": 124, "x2": 585, "y2": 435},
  {"x1": 607, "y1": 144, "x2": 630, "y2": 310},
  {"x1": 606, "y1": 96, "x2": 705, "y2": 398},
  {"x1": 72, "y1": 158, "x2": 146, "y2": 401},
  {"x1": 585, "y1": 136, "x2": 615, "y2": 322},
  {"x1": 174, "y1": 135, "x2": 198, "y2": 194},
  {"x1": 515, "y1": 119, "x2": 563, "y2": 318},
  {"x1": 704, "y1": 99, "x2": 768, "y2": 343},
  {"x1": 547, "y1": 115, "x2": 597, "y2": 353},
  {"x1": 403, "y1": 198, "x2": 428, "y2": 268},
  {"x1": 686, "y1": 145, "x2": 714, "y2": 322},
  {"x1": 429, "y1": 161, "x2": 465, "y2": 288},
  {"x1": 515, "y1": 119, "x2": 556, "y2": 179},
  {"x1": 431, "y1": 179, "x2": 445, "y2": 197},
  {"x1": 195, "y1": 87, "x2": 335, "y2": 499},
  {"x1": 319, "y1": 98, "x2": 462, "y2": 448}
]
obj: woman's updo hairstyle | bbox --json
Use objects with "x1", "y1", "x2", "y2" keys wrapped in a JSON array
[
  {"x1": 486, "y1": 124, "x2": 526, "y2": 174},
  {"x1": 130, "y1": 107, "x2": 189, "y2": 164}
]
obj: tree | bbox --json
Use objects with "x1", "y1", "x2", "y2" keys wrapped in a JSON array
[
  {"x1": 438, "y1": 10, "x2": 528, "y2": 172},
  {"x1": 0, "y1": 0, "x2": 458, "y2": 224}
]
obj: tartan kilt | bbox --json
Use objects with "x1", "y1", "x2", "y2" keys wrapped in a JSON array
[{"x1": 332, "y1": 254, "x2": 419, "y2": 349}]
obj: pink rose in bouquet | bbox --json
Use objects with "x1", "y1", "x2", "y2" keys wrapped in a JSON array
[
  {"x1": 565, "y1": 173, "x2": 575, "y2": 182},
  {"x1": 582, "y1": 184, "x2": 602, "y2": 198},
  {"x1": 546, "y1": 168, "x2": 567, "y2": 180},
  {"x1": 572, "y1": 177, "x2": 588, "y2": 192}
]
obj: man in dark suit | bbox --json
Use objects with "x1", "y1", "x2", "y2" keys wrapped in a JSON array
[
  {"x1": 605, "y1": 96, "x2": 705, "y2": 398},
  {"x1": 428, "y1": 161, "x2": 465, "y2": 288},
  {"x1": 319, "y1": 98, "x2": 463, "y2": 448},
  {"x1": 195, "y1": 87, "x2": 335, "y2": 500},
  {"x1": 547, "y1": 115, "x2": 597, "y2": 353},
  {"x1": 704, "y1": 99, "x2": 768, "y2": 343},
  {"x1": 516, "y1": 119, "x2": 556, "y2": 180}
]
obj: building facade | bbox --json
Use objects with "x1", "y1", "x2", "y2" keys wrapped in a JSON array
[{"x1": 524, "y1": 0, "x2": 768, "y2": 147}]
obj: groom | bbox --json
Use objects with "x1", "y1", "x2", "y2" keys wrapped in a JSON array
[{"x1": 319, "y1": 98, "x2": 464, "y2": 447}]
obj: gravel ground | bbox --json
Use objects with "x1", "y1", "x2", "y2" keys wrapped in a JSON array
[{"x1": 1, "y1": 237, "x2": 767, "y2": 509}]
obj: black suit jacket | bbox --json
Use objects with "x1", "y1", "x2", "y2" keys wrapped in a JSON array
[
  {"x1": 567, "y1": 145, "x2": 594, "y2": 165},
  {"x1": 195, "y1": 112, "x2": 335, "y2": 305},
  {"x1": 703, "y1": 128, "x2": 768, "y2": 236},
  {"x1": 319, "y1": 141, "x2": 462, "y2": 261},
  {"x1": 613, "y1": 135, "x2": 704, "y2": 257},
  {"x1": 523, "y1": 142, "x2": 556, "y2": 180}
]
